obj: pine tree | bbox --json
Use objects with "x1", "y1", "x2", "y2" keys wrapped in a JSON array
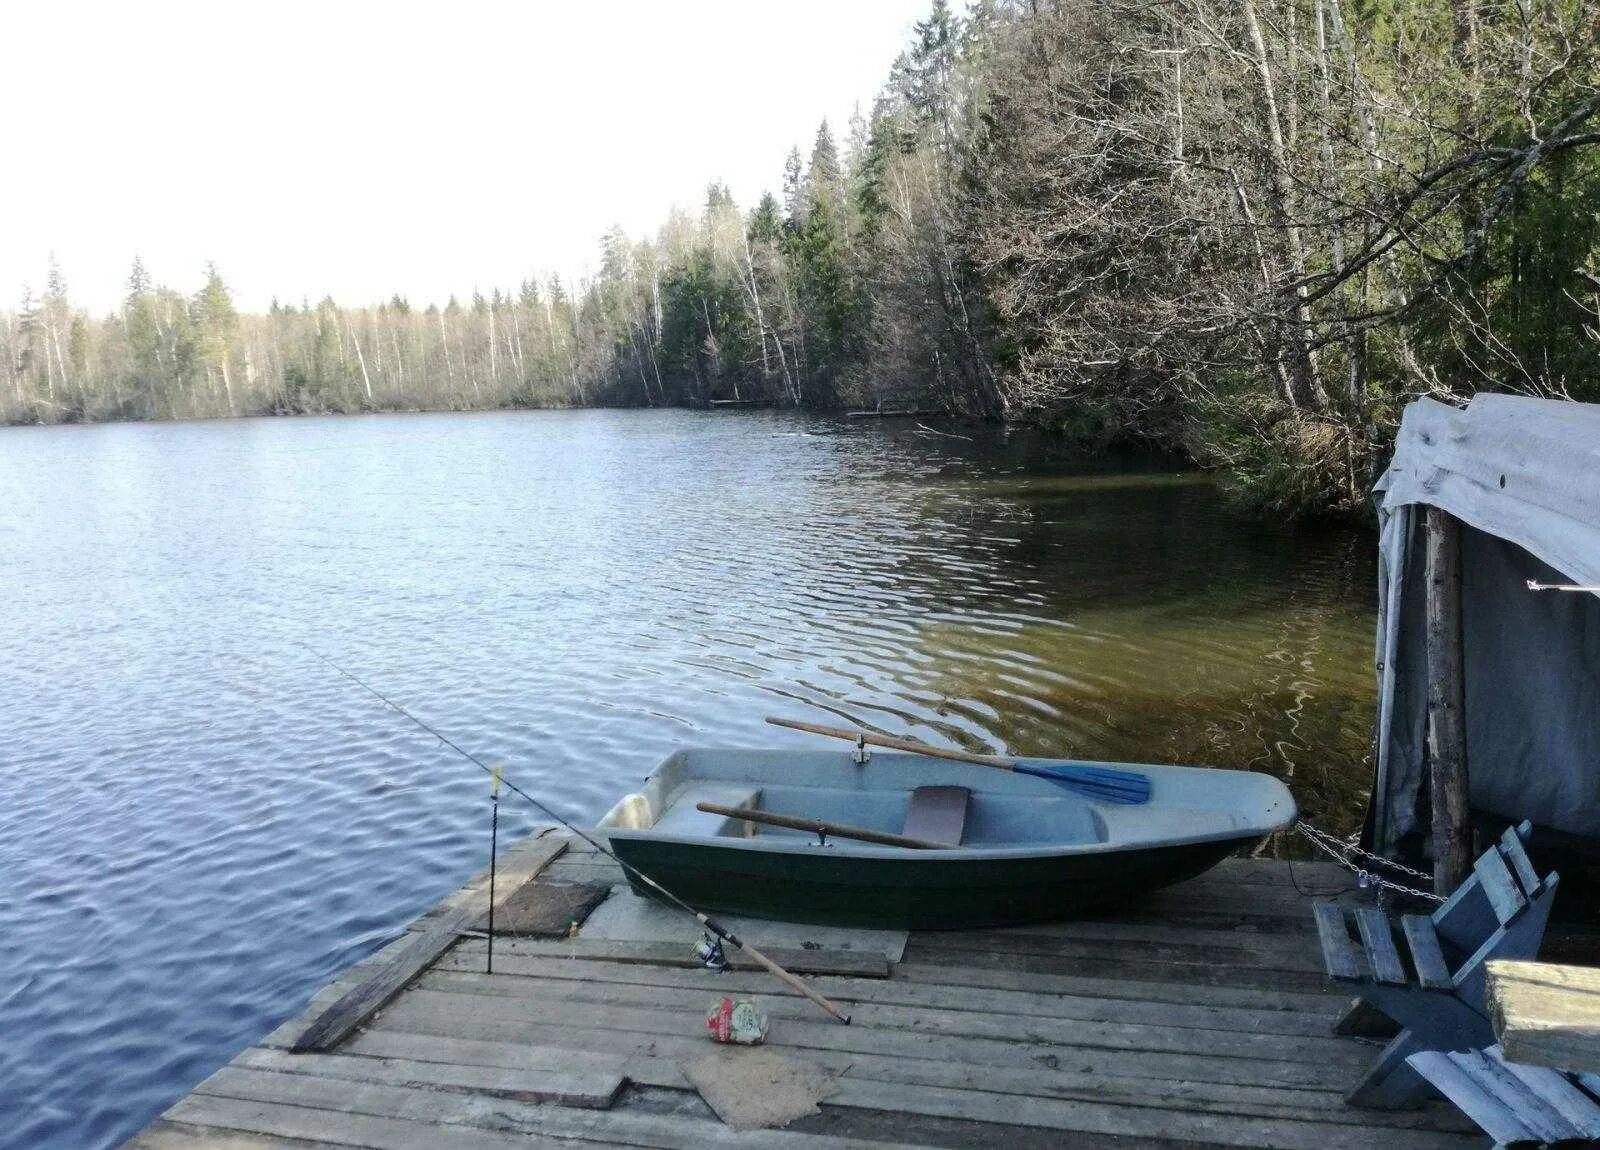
[
  {"x1": 806, "y1": 121, "x2": 843, "y2": 208},
  {"x1": 192, "y1": 263, "x2": 239, "y2": 413},
  {"x1": 781, "y1": 148, "x2": 805, "y2": 223}
]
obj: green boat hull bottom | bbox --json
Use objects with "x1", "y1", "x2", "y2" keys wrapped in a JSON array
[{"x1": 598, "y1": 748, "x2": 1297, "y2": 930}]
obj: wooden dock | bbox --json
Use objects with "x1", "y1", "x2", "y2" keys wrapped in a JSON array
[{"x1": 127, "y1": 831, "x2": 1480, "y2": 1149}]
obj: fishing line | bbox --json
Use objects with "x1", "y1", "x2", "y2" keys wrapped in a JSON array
[{"x1": 303, "y1": 644, "x2": 852, "y2": 1023}]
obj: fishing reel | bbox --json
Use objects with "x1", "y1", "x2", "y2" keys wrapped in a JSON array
[{"x1": 695, "y1": 932, "x2": 729, "y2": 973}]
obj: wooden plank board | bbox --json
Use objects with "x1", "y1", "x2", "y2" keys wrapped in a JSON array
[
  {"x1": 370, "y1": 992, "x2": 1354, "y2": 1091},
  {"x1": 1401, "y1": 915, "x2": 1453, "y2": 990},
  {"x1": 336, "y1": 1007, "x2": 1469, "y2": 1134},
  {"x1": 433, "y1": 950, "x2": 1343, "y2": 1038},
  {"x1": 1082, "y1": 878, "x2": 1359, "y2": 921},
  {"x1": 192, "y1": 1057, "x2": 1477, "y2": 1150},
  {"x1": 1446, "y1": 1049, "x2": 1581, "y2": 1144},
  {"x1": 456, "y1": 935, "x2": 889, "y2": 978},
  {"x1": 813, "y1": 1076, "x2": 1478, "y2": 1150},
  {"x1": 1498, "y1": 826, "x2": 1542, "y2": 895},
  {"x1": 373, "y1": 986, "x2": 1373, "y2": 1087},
  {"x1": 260, "y1": 932, "x2": 423, "y2": 1048},
  {"x1": 290, "y1": 909, "x2": 475, "y2": 1052},
  {"x1": 164, "y1": 1092, "x2": 560, "y2": 1150},
  {"x1": 903, "y1": 938, "x2": 1335, "y2": 994},
  {"x1": 1354, "y1": 908, "x2": 1406, "y2": 985},
  {"x1": 891, "y1": 960, "x2": 1339, "y2": 1015},
  {"x1": 1485, "y1": 1047, "x2": 1600, "y2": 1138},
  {"x1": 1406, "y1": 1050, "x2": 1534, "y2": 1146},
  {"x1": 408, "y1": 973, "x2": 1366, "y2": 1066},
  {"x1": 1189, "y1": 858, "x2": 1349, "y2": 887},
  {"x1": 236, "y1": 1045, "x2": 626, "y2": 1108},
  {"x1": 127, "y1": 1120, "x2": 340, "y2": 1149},
  {"x1": 183, "y1": 1070, "x2": 927, "y2": 1150},
  {"x1": 336, "y1": 1028, "x2": 646, "y2": 1077},
  {"x1": 981, "y1": 919, "x2": 1326, "y2": 964},
  {"x1": 1313, "y1": 903, "x2": 1361, "y2": 980},
  {"x1": 1488, "y1": 959, "x2": 1600, "y2": 1074},
  {"x1": 288, "y1": 834, "x2": 567, "y2": 1051},
  {"x1": 1472, "y1": 849, "x2": 1527, "y2": 925},
  {"x1": 919, "y1": 924, "x2": 1326, "y2": 972}
]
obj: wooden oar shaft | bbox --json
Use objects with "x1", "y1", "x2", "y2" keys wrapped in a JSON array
[
  {"x1": 766, "y1": 716, "x2": 1017, "y2": 771},
  {"x1": 696, "y1": 802, "x2": 947, "y2": 850}
]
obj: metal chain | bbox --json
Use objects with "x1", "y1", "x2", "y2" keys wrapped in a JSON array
[{"x1": 1294, "y1": 819, "x2": 1445, "y2": 903}]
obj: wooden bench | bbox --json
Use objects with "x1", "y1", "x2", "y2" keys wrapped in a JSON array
[
  {"x1": 1406, "y1": 1044, "x2": 1600, "y2": 1148},
  {"x1": 1313, "y1": 821, "x2": 1560, "y2": 1108}
]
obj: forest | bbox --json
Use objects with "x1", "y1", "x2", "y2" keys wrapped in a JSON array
[{"x1": 3, "y1": 0, "x2": 1597, "y2": 517}]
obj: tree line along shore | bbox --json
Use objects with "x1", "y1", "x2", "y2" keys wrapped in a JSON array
[{"x1": 4, "y1": 0, "x2": 1597, "y2": 518}]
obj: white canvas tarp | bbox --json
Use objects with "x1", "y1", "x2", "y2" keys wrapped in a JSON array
[{"x1": 1371, "y1": 395, "x2": 1600, "y2": 852}]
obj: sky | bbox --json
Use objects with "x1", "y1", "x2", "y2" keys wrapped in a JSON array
[{"x1": 0, "y1": 0, "x2": 938, "y2": 314}]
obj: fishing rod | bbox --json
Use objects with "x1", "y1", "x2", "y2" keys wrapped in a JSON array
[{"x1": 304, "y1": 646, "x2": 852, "y2": 1024}]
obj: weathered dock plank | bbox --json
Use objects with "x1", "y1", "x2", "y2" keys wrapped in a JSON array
[
  {"x1": 434, "y1": 948, "x2": 1341, "y2": 1036},
  {"x1": 371, "y1": 985, "x2": 1376, "y2": 1090},
  {"x1": 235, "y1": 1045, "x2": 628, "y2": 1108},
  {"x1": 1489, "y1": 959, "x2": 1600, "y2": 1073},
  {"x1": 406, "y1": 973, "x2": 1366, "y2": 1065},
  {"x1": 128, "y1": 1123, "x2": 339, "y2": 1149},
  {"x1": 454, "y1": 934, "x2": 890, "y2": 978},
  {"x1": 180, "y1": 1073, "x2": 915, "y2": 1149}
]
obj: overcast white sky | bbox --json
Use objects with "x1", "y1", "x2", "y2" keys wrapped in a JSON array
[{"x1": 0, "y1": 1, "x2": 937, "y2": 314}]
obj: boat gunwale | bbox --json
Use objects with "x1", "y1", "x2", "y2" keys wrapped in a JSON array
[
  {"x1": 599, "y1": 824, "x2": 1283, "y2": 861},
  {"x1": 598, "y1": 748, "x2": 1298, "y2": 861}
]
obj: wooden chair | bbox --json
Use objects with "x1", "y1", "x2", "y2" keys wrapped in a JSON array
[
  {"x1": 1405, "y1": 1044, "x2": 1600, "y2": 1148},
  {"x1": 1312, "y1": 821, "x2": 1560, "y2": 1108}
]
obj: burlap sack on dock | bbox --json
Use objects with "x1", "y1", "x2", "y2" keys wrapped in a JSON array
[{"x1": 679, "y1": 1047, "x2": 839, "y2": 1130}]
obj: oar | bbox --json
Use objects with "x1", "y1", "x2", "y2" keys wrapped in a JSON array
[
  {"x1": 697, "y1": 801, "x2": 951, "y2": 849},
  {"x1": 766, "y1": 717, "x2": 1152, "y2": 805}
]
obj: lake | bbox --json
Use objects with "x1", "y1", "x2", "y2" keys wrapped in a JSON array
[{"x1": 0, "y1": 409, "x2": 1375, "y2": 1149}]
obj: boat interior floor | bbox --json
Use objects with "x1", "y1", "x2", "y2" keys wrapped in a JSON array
[{"x1": 650, "y1": 782, "x2": 1110, "y2": 849}]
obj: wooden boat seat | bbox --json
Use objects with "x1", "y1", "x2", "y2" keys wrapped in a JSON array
[
  {"x1": 654, "y1": 784, "x2": 762, "y2": 837},
  {"x1": 902, "y1": 786, "x2": 969, "y2": 847}
]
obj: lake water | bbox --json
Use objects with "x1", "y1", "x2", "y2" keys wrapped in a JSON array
[{"x1": 0, "y1": 409, "x2": 1376, "y2": 1148}]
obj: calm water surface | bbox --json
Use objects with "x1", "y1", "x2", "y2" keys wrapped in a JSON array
[{"x1": 0, "y1": 409, "x2": 1376, "y2": 1148}]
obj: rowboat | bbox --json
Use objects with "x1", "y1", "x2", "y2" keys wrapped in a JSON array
[{"x1": 597, "y1": 746, "x2": 1297, "y2": 929}]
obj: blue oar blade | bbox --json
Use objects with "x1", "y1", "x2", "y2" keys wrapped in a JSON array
[{"x1": 1016, "y1": 762, "x2": 1152, "y2": 804}]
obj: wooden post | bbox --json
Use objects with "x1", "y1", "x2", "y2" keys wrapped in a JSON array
[{"x1": 1425, "y1": 506, "x2": 1472, "y2": 895}]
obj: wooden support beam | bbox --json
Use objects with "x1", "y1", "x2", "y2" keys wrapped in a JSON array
[
  {"x1": 1424, "y1": 506, "x2": 1472, "y2": 895},
  {"x1": 1489, "y1": 959, "x2": 1600, "y2": 1075}
]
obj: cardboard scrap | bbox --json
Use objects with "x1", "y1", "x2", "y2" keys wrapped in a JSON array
[{"x1": 679, "y1": 1047, "x2": 840, "y2": 1130}]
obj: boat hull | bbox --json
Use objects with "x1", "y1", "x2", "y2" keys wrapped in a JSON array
[{"x1": 608, "y1": 831, "x2": 1261, "y2": 930}]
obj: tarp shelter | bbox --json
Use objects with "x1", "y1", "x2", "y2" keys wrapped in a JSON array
[{"x1": 1370, "y1": 394, "x2": 1600, "y2": 856}]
